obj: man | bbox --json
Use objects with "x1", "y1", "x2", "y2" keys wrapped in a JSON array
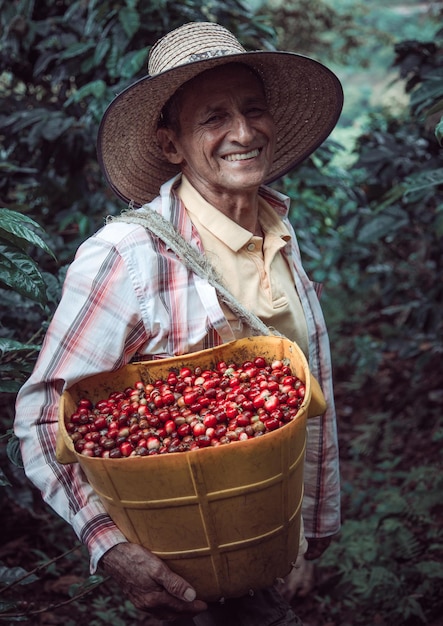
[{"x1": 15, "y1": 21, "x2": 343, "y2": 625}]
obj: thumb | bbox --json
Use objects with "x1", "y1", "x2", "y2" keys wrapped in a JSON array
[{"x1": 154, "y1": 565, "x2": 197, "y2": 603}]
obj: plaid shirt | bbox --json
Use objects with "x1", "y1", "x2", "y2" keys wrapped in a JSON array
[{"x1": 15, "y1": 175, "x2": 340, "y2": 572}]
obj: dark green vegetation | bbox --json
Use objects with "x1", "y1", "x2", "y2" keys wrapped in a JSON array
[{"x1": 1, "y1": 1, "x2": 442, "y2": 624}]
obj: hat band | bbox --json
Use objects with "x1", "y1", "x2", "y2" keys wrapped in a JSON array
[
  {"x1": 148, "y1": 22, "x2": 246, "y2": 75},
  {"x1": 188, "y1": 48, "x2": 240, "y2": 62},
  {"x1": 150, "y1": 44, "x2": 246, "y2": 74}
]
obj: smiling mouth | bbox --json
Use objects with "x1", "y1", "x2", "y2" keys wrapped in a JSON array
[{"x1": 223, "y1": 148, "x2": 261, "y2": 162}]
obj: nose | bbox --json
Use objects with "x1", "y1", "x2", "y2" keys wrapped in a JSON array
[{"x1": 230, "y1": 113, "x2": 254, "y2": 143}]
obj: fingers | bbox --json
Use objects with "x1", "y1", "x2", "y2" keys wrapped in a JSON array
[
  {"x1": 292, "y1": 559, "x2": 315, "y2": 598},
  {"x1": 275, "y1": 557, "x2": 315, "y2": 602},
  {"x1": 100, "y1": 542, "x2": 207, "y2": 617},
  {"x1": 128, "y1": 587, "x2": 206, "y2": 621},
  {"x1": 149, "y1": 553, "x2": 196, "y2": 602},
  {"x1": 145, "y1": 557, "x2": 208, "y2": 616}
]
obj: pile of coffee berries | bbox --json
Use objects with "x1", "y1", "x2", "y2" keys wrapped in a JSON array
[{"x1": 67, "y1": 356, "x2": 306, "y2": 458}]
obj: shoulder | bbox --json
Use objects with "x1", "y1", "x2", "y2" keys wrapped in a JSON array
[
  {"x1": 92, "y1": 192, "x2": 174, "y2": 249},
  {"x1": 259, "y1": 185, "x2": 291, "y2": 217},
  {"x1": 95, "y1": 220, "x2": 150, "y2": 247}
]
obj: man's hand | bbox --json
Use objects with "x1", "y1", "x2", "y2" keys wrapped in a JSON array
[
  {"x1": 100, "y1": 543, "x2": 208, "y2": 620},
  {"x1": 275, "y1": 555, "x2": 315, "y2": 602},
  {"x1": 275, "y1": 536, "x2": 334, "y2": 602}
]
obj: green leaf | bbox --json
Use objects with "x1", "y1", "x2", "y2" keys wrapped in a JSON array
[
  {"x1": 68, "y1": 574, "x2": 106, "y2": 598},
  {"x1": 403, "y1": 168, "x2": 443, "y2": 197},
  {"x1": 0, "y1": 467, "x2": 11, "y2": 487},
  {"x1": 33, "y1": 51, "x2": 60, "y2": 77},
  {"x1": 119, "y1": 48, "x2": 147, "y2": 79},
  {"x1": 63, "y1": 0, "x2": 84, "y2": 24},
  {"x1": 0, "y1": 208, "x2": 56, "y2": 259},
  {"x1": 0, "y1": 162, "x2": 38, "y2": 176},
  {"x1": 435, "y1": 209, "x2": 443, "y2": 238},
  {"x1": 106, "y1": 42, "x2": 120, "y2": 78},
  {"x1": 6, "y1": 435, "x2": 23, "y2": 469},
  {"x1": 0, "y1": 208, "x2": 43, "y2": 230},
  {"x1": 119, "y1": 7, "x2": 140, "y2": 39},
  {"x1": 40, "y1": 114, "x2": 75, "y2": 142},
  {"x1": 396, "y1": 596, "x2": 427, "y2": 622},
  {"x1": 0, "y1": 338, "x2": 41, "y2": 355},
  {"x1": 4, "y1": 108, "x2": 47, "y2": 133},
  {"x1": 411, "y1": 73, "x2": 443, "y2": 115},
  {"x1": 0, "y1": 379, "x2": 23, "y2": 393},
  {"x1": 93, "y1": 38, "x2": 111, "y2": 66},
  {"x1": 64, "y1": 79, "x2": 107, "y2": 106},
  {"x1": 0, "y1": 244, "x2": 47, "y2": 304},
  {"x1": 4, "y1": 109, "x2": 74, "y2": 148},
  {"x1": 59, "y1": 41, "x2": 96, "y2": 60},
  {"x1": 0, "y1": 599, "x2": 22, "y2": 614},
  {"x1": 415, "y1": 560, "x2": 443, "y2": 579},
  {"x1": 435, "y1": 115, "x2": 443, "y2": 146},
  {"x1": 357, "y1": 208, "x2": 409, "y2": 243},
  {"x1": 0, "y1": 565, "x2": 39, "y2": 586}
]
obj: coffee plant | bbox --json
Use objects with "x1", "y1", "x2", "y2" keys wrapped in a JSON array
[
  {"x1": 1, "y1": 0, "x2": 442, "y2": 623},
  {"x1": 276, "y1": 28, "x2": 443, "y2": 626},
  {"x1": 0, "y1": 208, "x2": 56, "y2": 394}
]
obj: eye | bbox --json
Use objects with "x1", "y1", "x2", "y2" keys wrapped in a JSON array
[
  {"x1": 246, "y1": 105, "x2": 268, "y2": 117},
  {"x1": 202, "y1": 113, "x2": 225, "y2": 125}
]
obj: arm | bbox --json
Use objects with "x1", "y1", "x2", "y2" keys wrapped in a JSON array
[
  {"x1": 14, "y1": 232, "x2": 147, "y2": 568},
  {"x1": 15, "y1": 229, "x2": 209, "y2": 615},
  {"x1": 283, "y1": 217, "x2": 341, "y2": 541}
]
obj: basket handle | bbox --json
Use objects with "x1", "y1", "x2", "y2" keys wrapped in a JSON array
[{"x1": 308, "y1": 373, "x2": 327, "y2": 418}]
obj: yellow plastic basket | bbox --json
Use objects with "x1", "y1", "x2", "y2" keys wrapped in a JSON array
[{"x1": 56, "y1": 336, "x2": 326, "y2": 601}]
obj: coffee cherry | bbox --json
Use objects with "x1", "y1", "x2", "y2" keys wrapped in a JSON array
[{"x1": 67, "y1": 354, "x2": 307, "y2": 457}]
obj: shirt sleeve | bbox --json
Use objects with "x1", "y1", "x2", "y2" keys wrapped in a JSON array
[
  {"x1": 282, "y1": 219, "x2": 341, "y2": 540},
  {"x1": 14, "y1": 232, "x2": 149, "y2": 572}
]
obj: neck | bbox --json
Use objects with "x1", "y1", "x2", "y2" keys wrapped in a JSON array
[
  {"x1": 194, "y1": 183, "x2": 262, "y2": 234},
  {"x1": 217, "y1": 196, "x2": 261, "y2": 235}
]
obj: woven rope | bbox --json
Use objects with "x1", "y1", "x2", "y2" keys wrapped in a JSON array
[{"x1": 106, "y1": 210, "x2": 281, "y2": 338}]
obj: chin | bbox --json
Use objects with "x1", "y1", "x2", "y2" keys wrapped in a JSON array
[{"x1": 225, "y1": 170, "x2": 267, "y2": 189}]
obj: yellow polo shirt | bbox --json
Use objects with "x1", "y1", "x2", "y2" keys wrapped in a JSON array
[{"x1": 178, "y1": 176, "x2": 309, "y2": 357}]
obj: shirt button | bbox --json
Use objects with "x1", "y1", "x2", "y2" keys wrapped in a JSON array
[{"x1": 247, "y1": 243, "x2": 255, "y2": 251}]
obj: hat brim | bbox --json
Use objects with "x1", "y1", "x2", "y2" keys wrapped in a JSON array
[{"x1": 97, "y1": 51, "x2": 344, "y2": 206}]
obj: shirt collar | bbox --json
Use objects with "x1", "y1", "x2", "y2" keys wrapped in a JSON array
[{"x1": 177, "y1": 175, "x2": 291, "y2": 252}]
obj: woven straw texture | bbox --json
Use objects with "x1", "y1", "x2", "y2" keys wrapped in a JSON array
[{"x1": 97, "y1": 22, "x2": 343, "y2": 206}]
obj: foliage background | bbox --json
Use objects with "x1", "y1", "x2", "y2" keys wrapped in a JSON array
[{"x1": 0, "y1": 0, "x2": 442, "y2": 624}]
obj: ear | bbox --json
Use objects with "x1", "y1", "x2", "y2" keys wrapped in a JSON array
[{"x1": 156, "y1": 127, "x2": 184, "y2": 165}]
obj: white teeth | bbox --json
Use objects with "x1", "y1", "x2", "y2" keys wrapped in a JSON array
[{"x1": 224, "y1": 149, "x2": 260, "y2": 162}]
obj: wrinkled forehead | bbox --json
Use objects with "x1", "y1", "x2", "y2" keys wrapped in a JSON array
[
  {"x1": 158, "y1": 61, "x2": 269, "y2": 132},
  {"x1": 176, "y1": 62, "x2": 266, "y2": 103}
]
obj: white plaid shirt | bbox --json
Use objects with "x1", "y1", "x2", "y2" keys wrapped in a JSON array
[{"x1": 15, "y1": 175, "x2": 340, "y2": 572}]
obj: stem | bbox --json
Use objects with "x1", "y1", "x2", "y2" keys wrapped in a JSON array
[
  {"x1": 0, "y1": 544, "x2": 82, "y2": 594},
  {"x1": 0, "y1": 576, "x2": 110, "y2": 619}
]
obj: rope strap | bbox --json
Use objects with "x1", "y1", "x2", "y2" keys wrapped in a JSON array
[{"x1": 107, "y1": 210, "x2": 281, "y2": 338}]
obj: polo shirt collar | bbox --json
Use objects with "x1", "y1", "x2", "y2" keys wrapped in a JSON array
[{"x1": 178, "y1": 175, "x2": 291, "y2": 253}]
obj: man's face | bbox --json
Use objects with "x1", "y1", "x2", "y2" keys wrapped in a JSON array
[{"x1": 158, "y1": 64, "x2": 276, "y2": 202}]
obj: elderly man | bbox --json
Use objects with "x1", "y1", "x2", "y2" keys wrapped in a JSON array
[{"x1": 15, "y1": 21, "x2": 343, "y2": 626}]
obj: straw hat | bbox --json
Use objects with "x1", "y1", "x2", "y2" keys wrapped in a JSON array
[{"x1": 97, "y1": 21, "x2": 343, "y2": 206}]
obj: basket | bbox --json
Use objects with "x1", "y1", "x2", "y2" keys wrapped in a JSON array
[{"x1": 56, "y1": 336, "x2": 326, "y2": 601}]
